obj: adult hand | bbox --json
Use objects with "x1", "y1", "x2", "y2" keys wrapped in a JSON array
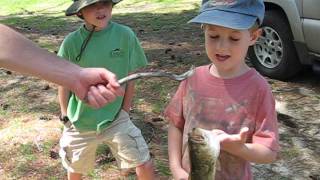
[
  {"x1": 72, "y1": 68, "x2": 124, "y2": 108},
  {"x1": 211, "y1": 127, "x2": 249, "y2": 153}
]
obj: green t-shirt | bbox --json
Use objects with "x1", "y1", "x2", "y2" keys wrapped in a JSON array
[{"x1": 58, "y1": 21, "x2": 147, "y2": 132}]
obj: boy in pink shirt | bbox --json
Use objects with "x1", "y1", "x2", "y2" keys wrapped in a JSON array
[{"x1": 164, "y1": 0, "x2": 279, "y2": 179}]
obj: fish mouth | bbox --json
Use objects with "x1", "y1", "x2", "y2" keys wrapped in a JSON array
[
  {"x1": 189, "y1": 134, "x2": 205, "y2": 143},
  {"x1": 189, "y1": 128, "x2": 206, "y2": 143}
]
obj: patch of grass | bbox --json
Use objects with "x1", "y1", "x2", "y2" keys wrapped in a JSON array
[
  {"x1": 155, "y1": 159, "x2": 171, "y2": 176},
  {"x1": 7, "y1": 118, "x2": 24, "y2": 130},
  {"x1": 19, "y1": 143, "x2": 37, "y2": 161},
  {"x1": 96, "y1": 143, "x2": 110, "y2": 156},
  {"x1": 0, "y1": 0, "x2": 69, "y2": 15},
  {"x1": 87, "y1": 169, "x2": 100, "y2": 179},
  {"x1": 0, "y1": 108, "x2": 9, "y2": 117},
  {"x1": 135, "y1": 79, "x2": 177, "y2": 114},
  {"x1": 0, "y1": 0, "x2": 198, "y2": 16},
  {"x1": 13, "y1": 161, "x2": 30, "y2": 177},
  {"x1": 42, "y1": 140, "x2": 56, "y2": 154},
  {"x1": 10, "y1": 143, "x2": 38, "y2": 178},
  {"x1": 1, "y1": 15, "x2": 69, "y2": 31},
  {"x1": 280, "y1": 147, "x2": 301, "y2": 160}
]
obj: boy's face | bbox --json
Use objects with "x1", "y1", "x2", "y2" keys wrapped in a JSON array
[
  {"x1": 79, "y1": 1, "x2": 113, "y2": 31},
  {"x1": 204, "y1": 24, "x2": 261, "y2": 77}
]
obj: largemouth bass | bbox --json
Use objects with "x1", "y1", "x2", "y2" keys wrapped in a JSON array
[{"x1": 188, "y1": 128, "x2": 220, "y2": 180}]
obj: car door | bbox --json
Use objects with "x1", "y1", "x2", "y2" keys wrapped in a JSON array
[{"x1": 302, "y1": 0, "x2": 320, "y2": 54}]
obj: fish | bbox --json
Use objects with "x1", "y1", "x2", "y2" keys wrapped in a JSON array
[{"x1": 188, "y1": 128, "x2": 220, "y2": 180}]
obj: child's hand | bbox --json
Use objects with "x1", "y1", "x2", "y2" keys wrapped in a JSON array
[
  {"x1": 171, "y1": 166, "x2": 189, "y2": 180},
  {"x1": 211, "y1": 127, "x2": 249, "y2": 153}
]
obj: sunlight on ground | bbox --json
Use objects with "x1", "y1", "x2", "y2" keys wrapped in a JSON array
[
  {"x1": 115, "y1": 0, "x2": 199, "y2": 14},
  {"x1": 0, "y1": 0, "x2": 199, "y2": 16},
  {"x1": 0, "y1": 115, "x2": 61, "y2": 143}
]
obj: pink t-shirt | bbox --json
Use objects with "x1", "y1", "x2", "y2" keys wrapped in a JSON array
[{"x1": 164, "y1": 65, "x2": 279, "y2": 180}]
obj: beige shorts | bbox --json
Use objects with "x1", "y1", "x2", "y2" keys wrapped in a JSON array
[{"x1": 59, "y1": 110, "x2": 150, "y2": 174}]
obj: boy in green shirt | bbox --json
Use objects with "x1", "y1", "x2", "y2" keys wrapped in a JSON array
[{"x1": 57, "y1": 0, "x2": 155, "y2": 179}]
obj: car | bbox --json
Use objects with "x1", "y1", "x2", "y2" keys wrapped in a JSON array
[{"x1": 248, "y1": 0, "x2": 320, "y2": 80}]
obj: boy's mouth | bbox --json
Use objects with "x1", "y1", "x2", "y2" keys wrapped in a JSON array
[
  {"x1": 215, "y1": 54, "x2": 230, "y2": 62},
  {"x1": 96, "y1": 15, "x2": 106, "y2": 20}
]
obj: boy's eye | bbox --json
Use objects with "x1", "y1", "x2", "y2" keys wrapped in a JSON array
[
  {"x1": 230, "y1": 37, "x2": 240, "y2": 41},
  {"x1": 209, "y1": 35, "x2": 218, "y2": 39}
]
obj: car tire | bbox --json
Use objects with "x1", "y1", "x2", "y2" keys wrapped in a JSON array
[{"x1": 248, "y1": 10, "x2": 301, "y2": 80}]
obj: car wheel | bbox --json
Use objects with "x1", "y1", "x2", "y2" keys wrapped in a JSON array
[{"x1": 248, "y1": 10, "x2": 301, "y2": 80}]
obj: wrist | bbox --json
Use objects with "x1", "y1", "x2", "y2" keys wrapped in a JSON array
[
  {"x1": 170, "y1": 162, "x2": 182, "y2": 171},
  {"x1": 65, "y1": 65, "x2": 84, "y2": 98},
  {"x1": 59, "y1": 114, "x2": 69, "y2": 124}
]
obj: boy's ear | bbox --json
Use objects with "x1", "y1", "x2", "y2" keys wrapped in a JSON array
[
  {"x1": 76, "y1": 12, "x2": 84, "y2": 19},
  {"x1": 250, "y1": 28, "x2": 262, "y2": 46}
]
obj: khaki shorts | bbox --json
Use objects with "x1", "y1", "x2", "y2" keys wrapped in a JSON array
[{"x1": 59, "y1": 110, "x2": 150, "y2": 174}]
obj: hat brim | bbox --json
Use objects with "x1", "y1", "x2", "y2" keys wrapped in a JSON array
[
  {"x1": 188, "y1": 10, "x2": 258, "y2": 30},
  {"x1": 65, "y1": 0, "x2": 121, "y2": 16}
]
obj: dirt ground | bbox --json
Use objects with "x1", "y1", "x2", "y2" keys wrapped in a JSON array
[{"x1": 1, "y1": 8, "x2": 320, "y2": 180}]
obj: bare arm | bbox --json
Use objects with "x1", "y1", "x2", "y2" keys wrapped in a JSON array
[
  {"x1": 234, "y1": 143, "x2": 277, "y2": 163},
  {"x1": 212, "y1": 128, "x2": 277, "y2": 164},
  {"x1": 168, "y1": 122, "x2": 189, "y2": 180},
  {"x1": 0, "y1": 24, "x2": 123, "y2": 108},
  {"x1": 58, "y1": 86, "x2": 70, "y2": 116},
  {"x1": 0, "y1": 24, "x2": 82, "y2": 90}
]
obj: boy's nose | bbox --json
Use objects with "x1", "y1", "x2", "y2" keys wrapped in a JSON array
[{"x1": 216, "y1": 39, "x2": 229, "y2": 51}]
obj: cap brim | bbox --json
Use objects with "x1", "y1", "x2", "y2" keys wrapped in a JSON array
[
  {"x1": 189, "y1": 10, "x2": 257, "y2": 30},
  {"x1": 65, "y1": 0, "x2": 121, "y2": 16},
  {"x1": 66, "y1": 1, "x2": 82, "y2": 16}
]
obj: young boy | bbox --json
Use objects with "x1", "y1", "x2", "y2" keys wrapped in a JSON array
[
  {"x1": 57, "y1": 0, "x2": 155, "y2": 179},
  {"x1": 164, "y1": 0, "x2": 279, "y2": 179}
]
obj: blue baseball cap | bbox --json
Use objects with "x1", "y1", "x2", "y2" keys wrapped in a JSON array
[{"x1": 189, "y1": 0, "x2": 265, "y2": 30}]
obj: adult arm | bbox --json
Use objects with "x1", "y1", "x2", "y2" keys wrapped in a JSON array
[
  {"x1": 0, "y1": 24, "x2": 123, "y2": 108},
  {"x1": 0, "y1": 24, "x2": 84, "y2": 89}
]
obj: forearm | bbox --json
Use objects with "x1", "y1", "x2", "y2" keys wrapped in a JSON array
[
  {"x1": 168, "y1": 122, "x2": 184, "y2": 169},
  {"x1": 226, "y1": 143, "x2": 277, "y2": 163},
  {"x1": 121, "y1": 81, "x2": 134, "y2": 112},
  {"x1": 0, "y1": 24, "x2": 81, "y2": 90},
  {"x1": 58, "y1": 86, "x2": 71, "y2": 115}
]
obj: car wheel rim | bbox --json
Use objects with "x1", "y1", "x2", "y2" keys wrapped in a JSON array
[{"x1": 253, "y1": 26, "x2": 283, "y2": 69}]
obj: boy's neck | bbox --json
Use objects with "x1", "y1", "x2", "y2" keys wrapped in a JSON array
[
  {"x1": 209, "y1": 63, "x2": 251, "y2": 79},
  {"x1": 84, "y1": 22, "x2": 110, "y2": 32}
]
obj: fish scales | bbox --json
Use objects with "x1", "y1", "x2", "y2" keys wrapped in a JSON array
[{"x1": 188, "y1": 128, "x2": 220, "y2": 180}]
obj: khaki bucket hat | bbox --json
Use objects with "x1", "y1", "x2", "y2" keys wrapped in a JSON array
[{"x1": 65, "y1": 0, "x2": 122, "y2": 16}]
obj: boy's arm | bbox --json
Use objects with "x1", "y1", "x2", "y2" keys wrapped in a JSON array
[
  {"x1": 212, "y1": 128, "x2": 277, "y2": 163},
  {"x1": 121, "y1": 81, "x2": 134, "y2": 112},
  {"x1": 168, "y1": 122, "x2": 189, "y2": 179},
  {"x1": 236, "y1": 143, "x2": 277, "y2": 163},
  {"x1": 58, "y1": 86, "x2": 70, "y2": 116}
]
